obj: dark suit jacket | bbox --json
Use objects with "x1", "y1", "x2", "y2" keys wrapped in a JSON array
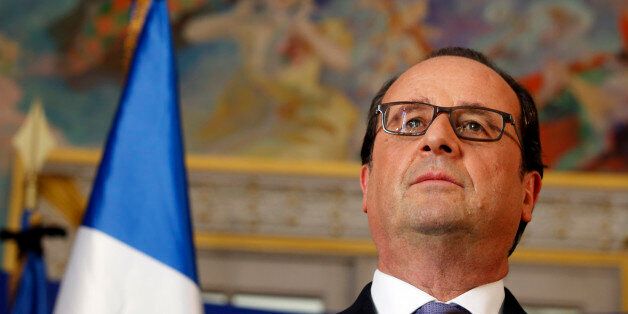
[{"x1": 338, "y1": 282, "x2": 526, "y2": 314}]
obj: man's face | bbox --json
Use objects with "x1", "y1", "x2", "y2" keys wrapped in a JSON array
[{"x1": 361, "y1": 56, "x2": 540, "y2": 256}]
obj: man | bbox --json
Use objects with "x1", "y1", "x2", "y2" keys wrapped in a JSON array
[{"x1": 340, "y1": 47, "x2": 544, "y2": 314}]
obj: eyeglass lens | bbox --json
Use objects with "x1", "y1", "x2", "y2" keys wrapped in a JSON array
[{"x1": 383, "y1": 103, "x2": 506, "y2": 140}]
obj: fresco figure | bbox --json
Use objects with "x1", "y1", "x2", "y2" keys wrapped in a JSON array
[
  {"x1": 184, "y1": 0, "x2": 358, "y2": 160},
  {"x1": 479, "y1": 0, "x2": 626, "y2": 170}
]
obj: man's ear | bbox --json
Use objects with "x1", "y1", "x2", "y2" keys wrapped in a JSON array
[
  {"x1": 521, "y1": 171, "x2": 542, "y2": 222},
  {"x1": 360, "y1": 165, "x2": 370, "y2": 213}
]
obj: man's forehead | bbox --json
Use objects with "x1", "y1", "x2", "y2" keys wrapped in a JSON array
[{"x1": 382, "y1": 56, "x2": 519, "y2": 114}]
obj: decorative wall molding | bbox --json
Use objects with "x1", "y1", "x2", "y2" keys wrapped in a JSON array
[{"x1": 39, "y1": 148, "x2": 628, "y2": 253}]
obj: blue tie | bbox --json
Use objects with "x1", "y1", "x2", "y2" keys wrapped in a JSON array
[{"x1": 414, "y1": 301, "x2": 471, "y2": 314}]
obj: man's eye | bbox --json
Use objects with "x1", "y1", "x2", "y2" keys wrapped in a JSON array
[
  {"x1": 459, "y1": 121, "x2": 485, "y2": 133},
  {"x1": 405, "y1": 118, "x2": 423, "y2": 130}
]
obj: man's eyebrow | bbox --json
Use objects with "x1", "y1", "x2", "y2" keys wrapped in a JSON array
[
  {"x1": 407, "y1": 98, "x2": 489, "y2": 108},
  {"x1": 409, "y1": 97, "x2": 431, "y2": 103},
  {"x1": 457, "y1": 101, "x2": 488, "y2": 108}
]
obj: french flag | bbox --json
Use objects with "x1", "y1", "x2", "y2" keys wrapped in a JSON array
[{"x1": 54, "y1": 0, "x2": 202, "y2": 312}]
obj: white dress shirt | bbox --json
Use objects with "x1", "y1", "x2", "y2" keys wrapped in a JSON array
[{"x1": 371, "y1": 269, "x2": 505, "y2": 314}]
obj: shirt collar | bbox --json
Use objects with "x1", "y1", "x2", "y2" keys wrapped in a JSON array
[
  {"x1": 372, "y1": 269, "x2": 434, "y2": 314},
  {"x1": 371, "y1": 269, "x2": 505, "y2": 314},
  {"x1": 450, "y1": 279, "x2": 504, "y2": 314}
]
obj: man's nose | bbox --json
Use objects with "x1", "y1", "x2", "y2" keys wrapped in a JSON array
[{"x1": 419, "y1": 114, "x2": 461, "y2": 155}]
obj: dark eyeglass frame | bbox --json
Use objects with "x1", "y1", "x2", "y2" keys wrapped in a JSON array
[{"x1": 377, "y1": 101, "x2": 521, "y2": 144}]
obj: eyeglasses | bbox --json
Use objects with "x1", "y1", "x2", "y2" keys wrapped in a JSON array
[{"x1": 377, "y1": 101, "x2": 520, "y2": 143}]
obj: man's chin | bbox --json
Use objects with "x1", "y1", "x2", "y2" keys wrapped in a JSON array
[{"x1": 409, "y1": 220, "x2": 470, "y2": 236}]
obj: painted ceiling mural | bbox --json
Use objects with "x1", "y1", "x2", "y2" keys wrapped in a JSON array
[{"x1": 0, "y1": 0, "x2": 626, "y2": 214}]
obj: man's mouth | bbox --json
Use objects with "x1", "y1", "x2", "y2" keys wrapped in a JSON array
[{"x1": 413, "y1": 172, "x2": 463, "y2": 188}]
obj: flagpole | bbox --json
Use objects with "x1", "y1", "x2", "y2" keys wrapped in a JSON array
[
  {"x1": 5, "y1": 99, "x2": 60, "y2": 314},
  {"x1": 124, "y1": 0, "x2": 153, "y2": 72}
]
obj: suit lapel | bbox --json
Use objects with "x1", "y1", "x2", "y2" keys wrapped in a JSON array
[
  {"x1": 502, "y1": 287, "x2": 526, "y2": 314},
  {"x1": 338, "y1": 283, "x2": 376, "y2": 314}
]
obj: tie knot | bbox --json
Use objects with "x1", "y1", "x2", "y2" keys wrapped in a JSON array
[{"x1": 414, "y1": 301, "x2": 471, "y2": 314}]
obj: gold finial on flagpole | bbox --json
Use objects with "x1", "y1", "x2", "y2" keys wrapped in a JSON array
[{"x1": 12, "y1": 98, "x2": 57, "y2": 211}]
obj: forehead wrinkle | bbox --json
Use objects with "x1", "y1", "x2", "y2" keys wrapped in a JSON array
[{"x1": 386, "y1": 56, "x2": 520, "y2": 118}]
